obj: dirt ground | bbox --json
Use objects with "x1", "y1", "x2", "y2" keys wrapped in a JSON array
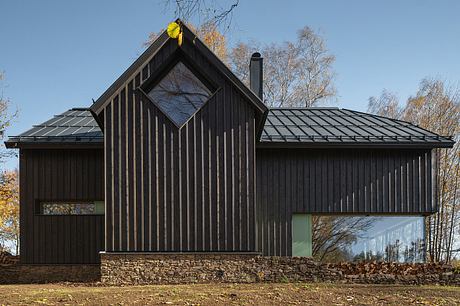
[{"x1": 0, "y1": 283, "x2": 459, "y2": 305}]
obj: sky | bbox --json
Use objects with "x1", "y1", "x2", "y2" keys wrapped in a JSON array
[{"x1": 1, "y1": 0, "x2": 460, "y2": 169}]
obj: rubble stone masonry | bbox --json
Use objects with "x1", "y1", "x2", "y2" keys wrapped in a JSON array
[
  {"x1": 100, "y1": 253, "x2": 460, "y2": 286},
  {"x1": 1, "y1": 254, "x2": 459, "y2": 285}
]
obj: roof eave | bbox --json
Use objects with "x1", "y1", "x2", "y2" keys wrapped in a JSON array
[
  {"x1": 4, "y1": 140, "x2": 104, "y2": 149},
  {"x1": 89, "y1": 30, "x2": 172, "y2": 116},
  {"x1": 256, "y1": 141, "x2": 455, "y2": 149}
]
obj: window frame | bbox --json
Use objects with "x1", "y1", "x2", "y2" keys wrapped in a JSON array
[
  {"x1": 35, "y1": 200, "x2": 105, "y2": 216},
  {"x1": 140, "y1": 50, "x2": 221, "y2": 129}
]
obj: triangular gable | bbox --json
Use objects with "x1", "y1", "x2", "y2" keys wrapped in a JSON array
[{"x1": 90, "y1": 20, "x2": 268, "y2": 136}]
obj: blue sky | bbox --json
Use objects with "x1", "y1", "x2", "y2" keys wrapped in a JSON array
[{"x1": 1, "y1": 0, "x2": 460, "y2": 169}]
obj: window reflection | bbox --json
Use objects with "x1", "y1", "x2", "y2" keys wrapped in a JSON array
[
  {"x1": 312, "y1": 216, "x2": 425, "y2": 263},
  {"x1": 40, "y1": 202, "x2": 104, "y2": 215},
  {"x1": 148, "y1": 61, "x2": 211, "y2": 127}
]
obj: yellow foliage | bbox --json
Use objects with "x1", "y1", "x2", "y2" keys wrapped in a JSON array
[
  {"x1": 0, "y1": 170, "x2": 19, "y2": 252},
  {"x1": 187, "y1": 22, "x2": 228, "y2": 63}
]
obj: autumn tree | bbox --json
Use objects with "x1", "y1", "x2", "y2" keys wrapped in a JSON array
[
  {"x1": 0, "y1": 73, "x2": 19, "y2": 254},
  {"x1": 147, "y1": 24, "x2": 336, "y2": 107},
  {"x1": 229, "y1": 27, "x2": 336, "y2": 107},
  {"x1": 367, "y1": 89, "x2": 402, "y2": 119},
  {"x1": 146, "y1": 21, "x2": 228, "y2": 65},
  {"x1": 369, "y1": 78, "x2": 460, "y2": 263},
  {"x1": 0, "y1": 170, "x2": 19, "y2": 254}
]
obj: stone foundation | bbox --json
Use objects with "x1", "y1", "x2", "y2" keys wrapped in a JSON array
[
  {"x1": 0, "y1": 264, "x2": 100, "y2": 284},
  {"x1": 1, "y1": 254, "x2": 459, "y2": 285},
  {"x1": 100, "y1": 253, "x2": 460, "y2": 286}
]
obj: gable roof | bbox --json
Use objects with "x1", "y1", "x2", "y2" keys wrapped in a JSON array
[
  {"x1": 7, "y1": 107, "x2": 454, "y2": 149},
  {"x1": 260, "y1": 107, "x2": 455, "y2": 148},
  {"x1": 89, "y1": 20, "x2": 268, "y2": 133}
]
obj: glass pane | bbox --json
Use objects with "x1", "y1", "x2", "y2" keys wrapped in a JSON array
[
  {"x1": 148, "y1": 61, "x2": 211, "y2": 127},
  {"x1": 312, "y1": 216, "x2": 425, "y2": 263},
  {"x1": 40, "y1": 202, "x2": 104, "y2": 215},
  {"x1": 94, "y1": 201, "x2": 105, "y2": 214},
  {"x1": 292, "y1": 214, "x2": 312, "y2": 257}
]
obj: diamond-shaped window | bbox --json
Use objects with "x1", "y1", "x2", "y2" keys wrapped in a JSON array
[{"x1": 147, "y1": 61, "x2": 212, "y2": 127}]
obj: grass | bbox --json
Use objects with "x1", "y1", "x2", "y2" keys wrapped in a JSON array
[{"x1": 0, "y1": 283, "x2": 459, "y2": 305}]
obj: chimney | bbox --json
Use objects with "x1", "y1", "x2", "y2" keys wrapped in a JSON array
[{"x1": 249, "y1": 52, "x2": 263, "y2": 100}]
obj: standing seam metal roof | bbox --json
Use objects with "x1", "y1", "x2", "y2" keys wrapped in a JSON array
[
  {"x1": 6, "y1": 107, "x2": 455, "y2": 147},
  {"x1": 261, "y1": 107, "x2": 454, "y2": 146},
  {"x1": 6, "y1": 108, "x2": 103, "y2": 144}
]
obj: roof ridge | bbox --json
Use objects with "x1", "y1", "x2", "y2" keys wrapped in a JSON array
[{"x1": 269, "y1": 107, "x2": 340, "y2": 110}]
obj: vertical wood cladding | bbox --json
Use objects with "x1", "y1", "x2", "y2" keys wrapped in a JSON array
[
  {"x1": 103, "y1": 39, "x2": 257, "y2": 252},
  {"x1": 256, "y1": 148, "x2": 434, "y2": 256},
  {"x1": 19, "y1": 149, "x2": 104, "y2": 264}
]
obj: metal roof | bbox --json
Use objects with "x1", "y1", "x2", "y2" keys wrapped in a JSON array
[
  {"x1": 6, "y1": 107, "x2": 455, "y2": 148},
  {"x1": 260, "y1": 107, "x2": 454, "y2": 147},
  {"x1": 5, "y1": 108, "x2": 103, "y2": 146}
]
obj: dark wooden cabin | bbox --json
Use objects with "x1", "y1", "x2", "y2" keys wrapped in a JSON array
[{"x1": 6, "y1": 22, "x2": 454, "y2": 264}]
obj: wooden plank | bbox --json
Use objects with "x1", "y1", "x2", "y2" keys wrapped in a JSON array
[
  {"x1": 105, "y1": 104, "x2": 113, "y2": 251},
  {"x1": 127, "y1": 81, "x2": 135, "y2": 251},
  {"x1": 120, "y1": 88, "x2": 127, "y2": 250}
]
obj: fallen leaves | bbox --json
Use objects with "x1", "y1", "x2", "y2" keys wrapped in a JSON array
[{"x1": 0, "y1": 283, "x2": 458, "y2": 305}]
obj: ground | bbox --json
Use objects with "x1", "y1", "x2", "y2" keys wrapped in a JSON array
[{"x1": 0, "y1": 283, "x2": 459, "y2": 305}]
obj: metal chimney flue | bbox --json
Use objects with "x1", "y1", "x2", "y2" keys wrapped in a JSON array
[{"x1": 249, "y1": 52, "x2": 263, "y2": 100}]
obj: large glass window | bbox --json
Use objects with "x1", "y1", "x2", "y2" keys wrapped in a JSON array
[
  {"x1": 312, "y1": 216, "x2": 425, "y2": 263},
  {"x1": 147, "y1": 61, "x2": 212, "y2": 127},
  {"x1": 39, "y1": 201, "x2": 104, "y2": 215}
]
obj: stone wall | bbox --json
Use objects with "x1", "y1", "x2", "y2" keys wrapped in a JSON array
[
  {"x1": 100, "y1": 253, "x2": 460, "y2": 286},
  {"x1": 327, "y1": 261, "x2": 460, "y2": 285},
  {"x1": 0, "y1": 264, "x2": 100, "y2": 284},
  {"x1": 1, "y1": 254, "x2": 459, "y2": 285}
]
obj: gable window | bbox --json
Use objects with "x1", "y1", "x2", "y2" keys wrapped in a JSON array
[
  {"x1": 147, "y1": 61, "x2": 212, "y2": 127},
  {"x1": 38, "y1": 201, "x2": 104, "y2": 215}
]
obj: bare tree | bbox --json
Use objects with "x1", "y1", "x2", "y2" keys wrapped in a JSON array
[
  {"x1": 0, "y1": 73, "x2": 18, "y2": 164},
  {"x1": 367, "y1": 89, "x2": 402, "y2": 119},
  {"x1": 229, "y1": 26, "x2": 336, "y2": 107},
  {"x1": 368, "y1": 78, "x2": 460, "y2": 263},
  {"x1": 145, "y1": 21, "x2": 228, "y2": 63},
  {"x1": 312, "y1": 216, "x2": 374, "y2": 262},
  {"x1": 164, "y1": 0, "x2": 239, "y2": 31},
  {"x1": 145, "y1": 15, "x2": 336, "y2": 108}
]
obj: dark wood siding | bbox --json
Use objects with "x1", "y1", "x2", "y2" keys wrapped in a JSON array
[
  {"x1": 19, "y1": 149, "x2": 104, "y2": 264},
  {"x1": 256, "y1": 148, "x2": 434, "y2": 256},
  {"x1": 103, "y1": 39, "x2": 257, "y2": 252}
]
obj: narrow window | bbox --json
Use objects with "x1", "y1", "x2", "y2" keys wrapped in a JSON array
[
  {"x1": 147, "y1": 61, "x2": 212, "y2": 127},
  {"x1": 292, "y1": 214, "x2": 312, "y2": 257},
  {"x1": 38, "y1": 201, "x2": 105, "y2": 215}
]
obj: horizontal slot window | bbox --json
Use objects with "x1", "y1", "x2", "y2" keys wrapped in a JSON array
[{"x1": 38, "y1": 201, "x2": 104, "y2": 215}]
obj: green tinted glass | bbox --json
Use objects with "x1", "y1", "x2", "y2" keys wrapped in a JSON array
[
  {"x1": 292, "y1": 214, "x2": 312, "y2": 257},
  {"x1": 94, "y1": 201, "x2": 105, "y2": 215}
]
